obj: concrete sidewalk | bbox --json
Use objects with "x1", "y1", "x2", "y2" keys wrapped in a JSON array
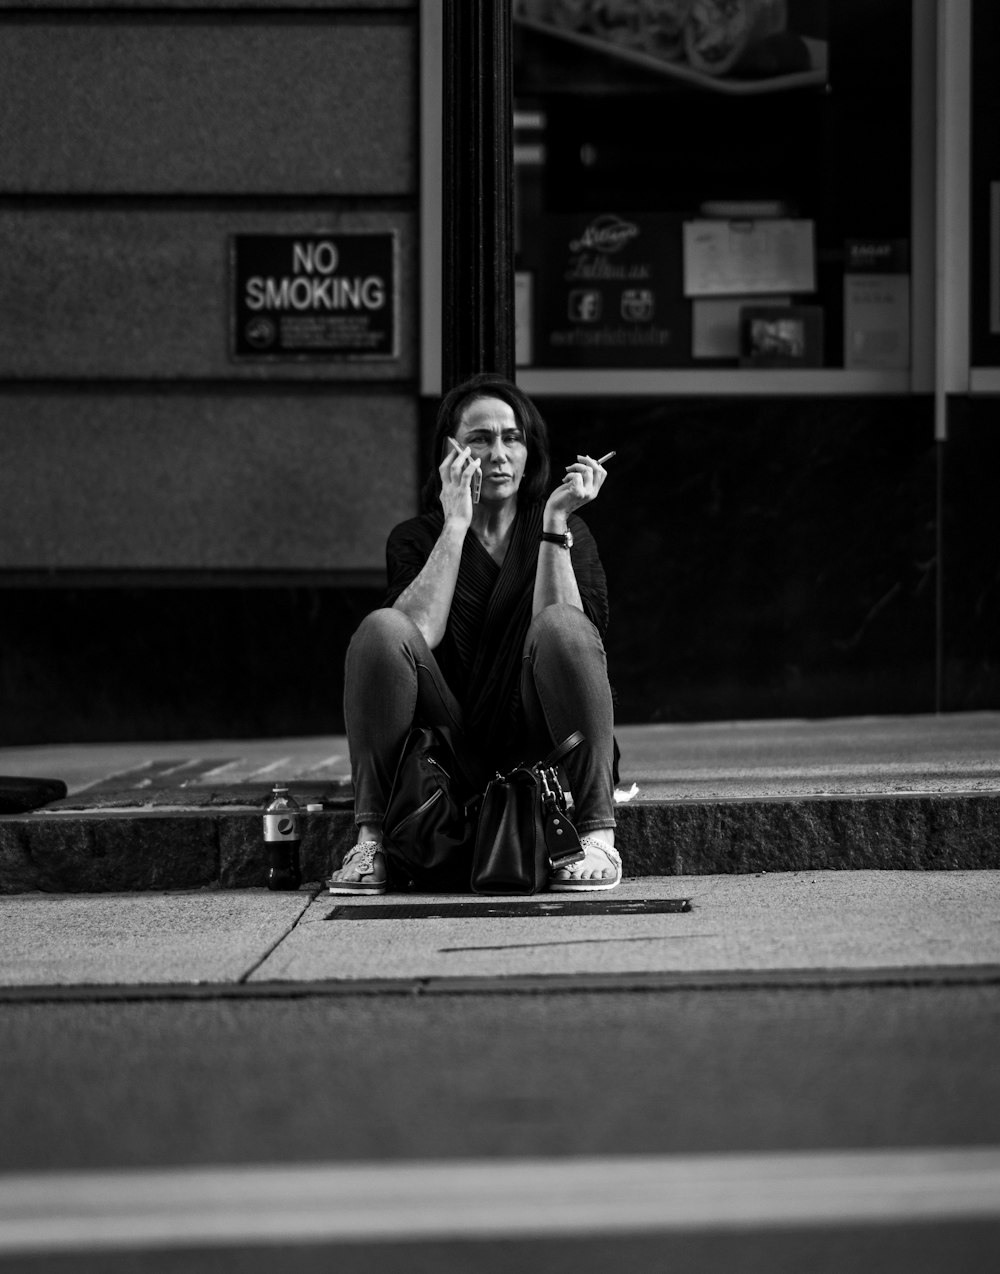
[
  {"x1": 3, "y1": 712, "x2": 1000, "y2": 892},
  {"x1": 1, "y1": 872, "x2": 998, "y2": 994}
]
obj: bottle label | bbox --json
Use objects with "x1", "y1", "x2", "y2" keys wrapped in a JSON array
[{"x1": 264, "y1": 812, "x2": 300, "y2": 842}]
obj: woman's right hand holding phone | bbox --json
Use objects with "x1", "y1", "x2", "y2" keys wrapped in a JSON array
[{"x1": 439, "y1": 437, "x2": 482, "y2": 526}]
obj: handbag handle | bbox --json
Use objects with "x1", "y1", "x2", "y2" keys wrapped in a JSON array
[
  {"x1": 541, "y1": 730, "x2": 584, "y2": 769},
  {"x1": 536, "y1": 732, "x2": 585, "y2": 869}
]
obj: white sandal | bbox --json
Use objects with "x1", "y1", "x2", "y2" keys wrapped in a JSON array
[
  {"x1": 327, "y1": 841, "x2": 388, "y2": 895},
  {"x1": 548, "y1": 837, "x2": 622, "y2": 892}
]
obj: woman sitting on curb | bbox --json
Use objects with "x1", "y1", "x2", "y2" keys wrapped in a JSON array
[{"x1": 329, "y1": 372, "x2": 621, "y2": 895}]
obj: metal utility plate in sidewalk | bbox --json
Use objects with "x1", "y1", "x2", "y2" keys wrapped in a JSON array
[{"x1": 326, "y1": 898, "x2": 692, "y2": 920}]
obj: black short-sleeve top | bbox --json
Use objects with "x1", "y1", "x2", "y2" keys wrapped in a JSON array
[{"x1": 383, "y1": 500, "x2": 609, "y2": 758}]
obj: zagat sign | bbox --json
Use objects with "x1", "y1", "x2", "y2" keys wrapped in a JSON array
[{"x1": 231, "y1": 232, "x2": 397, "y2": 360}]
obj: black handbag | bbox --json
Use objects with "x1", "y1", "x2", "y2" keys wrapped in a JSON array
[
  {"x1": 470, "y1": 732, "x2": 586, "y2": 895},
  {"x1": 381, "y1": 725, "x2": 482, "y2": 890}
]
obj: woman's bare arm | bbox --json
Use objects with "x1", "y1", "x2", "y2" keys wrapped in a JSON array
[
  {"x1": 394, "y1": 440, "x2": 480, "y2": 648},
  {"x1": 532, "y1": 455, "x2": 608, "y2": 617},
  {"x1": 393, "y1": 520, "x2": 468, "y2": 648}
]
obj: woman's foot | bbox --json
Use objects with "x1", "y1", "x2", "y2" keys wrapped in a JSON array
[
  {"x1": 549, "y1": 834, "x2": 622, "y2": 892},
  {"x1": 327, "y1": 841, "x2": 388, "y2": 895}
]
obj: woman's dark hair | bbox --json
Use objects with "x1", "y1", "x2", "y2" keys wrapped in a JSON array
[{"x1": 421, "y1": 372, "x2": 551, "y2": 511}]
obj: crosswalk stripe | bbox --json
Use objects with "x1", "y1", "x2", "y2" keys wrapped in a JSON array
[{"x1": 1, "y1": 1148, "x2": 999, "y2": 1254}]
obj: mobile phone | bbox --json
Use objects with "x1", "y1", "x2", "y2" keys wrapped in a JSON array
[{"x1": 447, "y1": 436, "x2": 482, "y2": 502}]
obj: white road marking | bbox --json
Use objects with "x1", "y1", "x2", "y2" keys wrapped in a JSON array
[
  {"x1": 193, "y1": 757, "x2": 349, "y2": 784},
  {"x1": 297, "y1": 754, "x2": 349, "y2": 776},
  {"x1": 242, "y1": 759, "x2": 295, "y2": 781},
  {"x1": 1, "y1": 1148, "x2": 999, "y2": 1254},
  {"x1": 193, "y1": 760, "x2": 250, "y2": 782}
]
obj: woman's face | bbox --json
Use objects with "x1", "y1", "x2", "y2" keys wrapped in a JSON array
[{"x1": 452, "y1": 396, "x2": 529, "y2": 506}]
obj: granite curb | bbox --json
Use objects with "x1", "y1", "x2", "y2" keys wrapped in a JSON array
[{"x1": 3, "y1": 792, "x2": 1000, "y2": 894}]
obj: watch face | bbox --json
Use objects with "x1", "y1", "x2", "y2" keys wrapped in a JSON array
[{"x1": 565, "y1": 529, "x2": 574, "y2": 549}]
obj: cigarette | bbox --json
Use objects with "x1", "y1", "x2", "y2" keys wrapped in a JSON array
[{"x1": 597, "y1": 451, "x2": 616, "y2": 465}]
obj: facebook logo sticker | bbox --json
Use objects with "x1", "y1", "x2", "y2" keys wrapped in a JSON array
[{"x1": 568, "y1": 290, "x2": 602, "y2": 322}]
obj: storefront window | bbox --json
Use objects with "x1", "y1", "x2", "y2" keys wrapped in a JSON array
[{"x1": 513, "y1": 0, "x2": 913, "y2": 375}]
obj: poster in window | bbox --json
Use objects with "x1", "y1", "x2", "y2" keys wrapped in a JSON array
[
  {"x1": 843, "y1": 238, "x2": 910, "y2": 370},
  {"x1": 532, "y1": 213, "x2": 690, "y2": 368}
]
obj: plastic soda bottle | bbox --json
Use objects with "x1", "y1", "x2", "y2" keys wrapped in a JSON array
[{"x1": 264, "y1": 784, "x2": 302, "y2": 890}]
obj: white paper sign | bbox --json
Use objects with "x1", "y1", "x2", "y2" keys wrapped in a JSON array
[{"x1": 683, "y1": 220, "x2": 815, "y2": 297}]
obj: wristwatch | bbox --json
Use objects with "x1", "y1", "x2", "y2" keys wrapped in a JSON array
[{"x1": 540, "y1": 529, "x2": 573, "y2": 550}]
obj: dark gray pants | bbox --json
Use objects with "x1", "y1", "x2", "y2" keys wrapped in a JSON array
[{"x1": 344, "y1": 603, "x2": 616, "y2": 834}]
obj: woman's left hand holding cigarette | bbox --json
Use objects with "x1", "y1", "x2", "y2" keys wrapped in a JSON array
[{"x1": 545, "y1": 451, "x2": 610, "y2": 520}]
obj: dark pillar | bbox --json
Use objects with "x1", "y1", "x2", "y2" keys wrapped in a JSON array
[{"x1": 441, "y1": 0, "x2": 515, "y2": 389}]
